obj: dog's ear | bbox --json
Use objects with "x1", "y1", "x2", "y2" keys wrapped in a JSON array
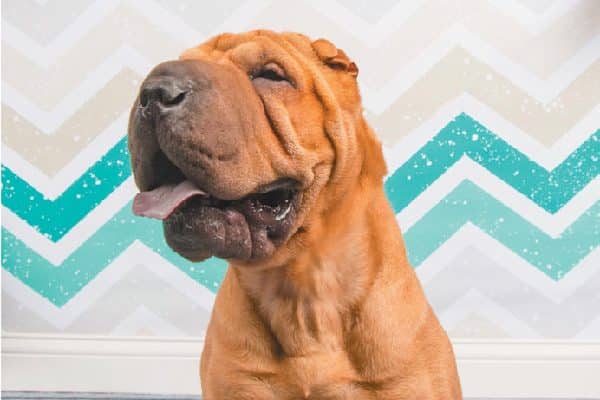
[{"x1": 312, "y1": 39, "x2": 359, "y2": 77}]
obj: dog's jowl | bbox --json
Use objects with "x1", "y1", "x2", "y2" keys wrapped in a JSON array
[{"x1": 128, "y1": 30, "x2": 462, "y2": 399}]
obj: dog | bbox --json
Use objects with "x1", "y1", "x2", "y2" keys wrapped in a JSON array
[{"x1": 128, "y1": 30, "x2": 461, "y2": 399}]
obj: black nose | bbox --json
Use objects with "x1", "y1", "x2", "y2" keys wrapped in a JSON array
[{"x1": 139, "y1": 77, "x2": 188, "y2": 111}]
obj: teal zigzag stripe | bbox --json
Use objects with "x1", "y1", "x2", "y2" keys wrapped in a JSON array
[
  {"x1": 2, "y1": 113, "x2": 599, "y2": 241},
  {"x1": 384, "y1": 114, "x2": 599, "y2": 213},
  {"x1": 404, "y1": 181, "x2": 599, "y2": 272},
  {"x1": 2, "y1": 182, "x2": 598, "y2": 306},
  {"x1": 2, "y1": 138, "x2": 130, "y2": 240},
  {"x1": 1, "y1": 205, "x2": 228, "y2": 306}
]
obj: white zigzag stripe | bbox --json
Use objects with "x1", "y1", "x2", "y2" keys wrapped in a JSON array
[
  {"x1": 2, "y1": 0, "x2": 591, "y2": 63},
  {"x1": 1, "y1": 113, "x2": 129, "y2": 200},
  {"x1": 360, "y1": 26, "x2": 600, "y2": 112},
  {"x1": 4, "y1": 34, "x2": 597, "y2": 131},
  {"x1": 1, "y1": 241, "x2": 216, "y2": 329},
  {"x1": 5, "y1": 157, "x2": 598, "y2": 265},
  {"x1": 1, "y1": 0, "x2": 270, "y2": 67},
  {"x1": 3, "y1": 2, "x2": 596, "y2": 110},
  {"x1": 3, "y1": 162, "x2": 597, "y2": 264},
  {"x1": 3, "y1": 95, "x2": 596, "y2": 200},
  {"x1": 303, "y1": 0, "x2": 426, "y2": 45},
  {"x1": 0, "y1": 0, "x2": 122, "y2": 67},
  {"x1": 422, "y1": 247, "x2": 600, "y2": 338},
  {"x1": 2, "y1": 227, "x2": 597, "y2": 329},
  {"x1": 489, "y1": 0, "x2": 584, "y2": 34},
  {"x1": 3, "y1": 14, "x2": 598, "y2": 128},
  {"x1": 577, "y1": 315, "x2": 600, "y2": 339},
  {"x1": 129, "y1": 0, "x2": 272, "y2": 46},
  {"x1": 1, "y1": 177, "x2": 138, "y2": 265},
  {"x1": 4, "y1": 0, "x2": 591, "y2": 63},
  {"x1": 395, "y1": 157, "x2": 600, "y2": 237},
  {"x1": 111, "y1": 305, "x2": 188, "y2": 336},
  {"x1": 382, "y1": 96, "x2": 600, "y2": 172},
  {"x1": 310, "y1": 0, "x2": 584, "y2": 42},
  {"x1": 4, "y1": 35, "x2": 597, "y2": 131},
  {"x1": 416, "y1": 224, "x2": 600, "y2": 303},
  {"x1": 5, "y1": 230, "x2": 597, "y2": 331},
  {"x1": 2, "y1": 46, "x2": 150, "y2": 133},
  {"x1": 438, "y1": 288, "x2": 541, "y2": 338}
]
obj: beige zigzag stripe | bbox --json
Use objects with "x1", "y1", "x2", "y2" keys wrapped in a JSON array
[
  {"x1": 2, "y1": 0, "x2": 98, "y2": 39},
  {"x1": 251, "y1": 0, "x2": 599, "y2": 86},
  {"x1": 3, "y1": 49, "x2": 598, "y2": 174},
  {"x1": 467, "y1": 0, "x2": 600, "y2": 77},
  {"x1": 2, "y1": 70, "x2": 138, "y2": 174},
  {"x1": 1, "y1": 4, "x2": 183, "y2": 108},
  {"x1": 3, "y1": 0, "x2": 598, "y2": 106},
  {"x1": 371, "y1": 47, "x2": 600, "y2": 146}
]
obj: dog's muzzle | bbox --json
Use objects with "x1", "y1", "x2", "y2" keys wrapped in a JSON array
[{"x1": 128, "y1": 59, "x2": 303, "y2": 263}]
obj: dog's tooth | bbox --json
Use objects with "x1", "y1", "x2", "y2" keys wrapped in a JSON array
[{"x1": 275, "y1": 202, "x2": 292, "y2": 221}]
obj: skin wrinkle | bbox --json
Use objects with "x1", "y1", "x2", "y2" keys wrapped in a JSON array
[
  {"x1": 129, "y1": 30, "x2": 461, "y2": 399},
  {"x1": 241, "y1": 47, "x2": 333, "y2": 256},
  {"x1": 314, "y1": 75, "x2": 352, "y2": 189},
  {"x1": 234, "y1": 36, "x2": 311, "y2": 93},
  {"x1": 258, "y1": 92, "x2": 297, "y2": 158},
  {"x1": 262, "y1": 35, "x2": 308, "y2": 89},
  {"x1": 169, "y1": 127, "x2": 236, "y2": 162}
]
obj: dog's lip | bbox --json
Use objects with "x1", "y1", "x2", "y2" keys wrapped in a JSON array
[
  {"x1": 254, "y1": 178, "x2": 300, "y2": 194},
  {"x1": 132, "y1": 177, "x2": 300, "y2": 221}
]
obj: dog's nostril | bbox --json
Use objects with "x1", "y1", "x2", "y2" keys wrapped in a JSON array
[
  {"x1": 139, "y1": 90, "x2": 150, "y2": 108},
  {"x1": 139, "y1": 83, "x2": 187, "y2": 110}
]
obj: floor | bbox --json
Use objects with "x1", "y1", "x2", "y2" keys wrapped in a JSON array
[
  {"x1": 1, "y1": 393, "x2": 591, "y2": 400},
  {"x1": 1, "y1": 395, "x2": 200, "y2": 400}
]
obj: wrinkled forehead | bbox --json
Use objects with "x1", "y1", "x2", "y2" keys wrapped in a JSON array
[
  {"x1": 179, "y1": 30, "x2": 318, "y2": 77},
  {"x1": 182, "y1": 30, "x2": 315, "y2": 60}
]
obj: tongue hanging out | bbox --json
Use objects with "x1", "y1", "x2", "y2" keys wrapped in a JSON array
[
  {"x1": 132, "y1": 180, "x2": 207, "y2": 219},
  {"x1": 132, "y1": 175, "x2": 301, "y2": 261}
]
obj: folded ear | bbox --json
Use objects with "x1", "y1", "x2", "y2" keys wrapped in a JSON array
[{"x1": 312, "y1": 38, "x2": 359, "y2": 77}]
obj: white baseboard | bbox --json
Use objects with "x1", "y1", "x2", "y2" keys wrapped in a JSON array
[{"x1": 2, "y1": 334, "x2": 600, "y2": 398}]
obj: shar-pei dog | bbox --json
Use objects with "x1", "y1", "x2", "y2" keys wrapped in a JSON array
[{"x1": 129, "y1": 30, "x2": 461, "y2": 399}]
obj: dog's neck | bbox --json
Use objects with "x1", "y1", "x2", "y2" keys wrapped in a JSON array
[{"x1": 232, "y1": 174, "x2": 409, "y2": 357}]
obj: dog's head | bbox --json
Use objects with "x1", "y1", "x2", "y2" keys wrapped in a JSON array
[{"x1": 128, "y1": 30, "x2": 386, "y2": 266}]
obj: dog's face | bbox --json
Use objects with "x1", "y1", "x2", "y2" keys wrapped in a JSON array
[{"x1": 129, "y1": 30, "x2": 383, "y2": 265}]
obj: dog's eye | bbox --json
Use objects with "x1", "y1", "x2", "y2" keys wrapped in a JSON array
[{"x1": 252, "y1": 63, "x2": 289, "y2": 83}]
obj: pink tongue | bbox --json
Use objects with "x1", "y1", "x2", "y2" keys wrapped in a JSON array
[{"x1": 132, "y1": 180, "x2": 207, "y2": 220}]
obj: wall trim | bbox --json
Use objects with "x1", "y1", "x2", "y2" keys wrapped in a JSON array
[{"x1": 2, "y1": 333, "x2": 600, "y2": 398}]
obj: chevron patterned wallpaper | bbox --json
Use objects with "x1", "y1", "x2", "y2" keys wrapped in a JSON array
[{"x1": 1, "y1": 0, "x2": 599, "y2": 340}]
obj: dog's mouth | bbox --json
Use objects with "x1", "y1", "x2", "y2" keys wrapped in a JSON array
[{"x1": 132, "y1": 161, "x2": 301, "y2": 262}]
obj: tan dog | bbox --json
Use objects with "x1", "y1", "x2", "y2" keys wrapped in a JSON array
[{"x1": 128, "y1": 30, "x2": 461, "y2": 399}]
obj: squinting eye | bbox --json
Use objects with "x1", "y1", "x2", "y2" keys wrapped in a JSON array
[{"x1": 252, "y1": 62, "x2": 289, "y2": 82}]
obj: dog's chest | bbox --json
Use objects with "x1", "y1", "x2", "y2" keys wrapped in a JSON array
[{"x1": 266, "y1": 351, "x2": 372, "y2": 399}]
